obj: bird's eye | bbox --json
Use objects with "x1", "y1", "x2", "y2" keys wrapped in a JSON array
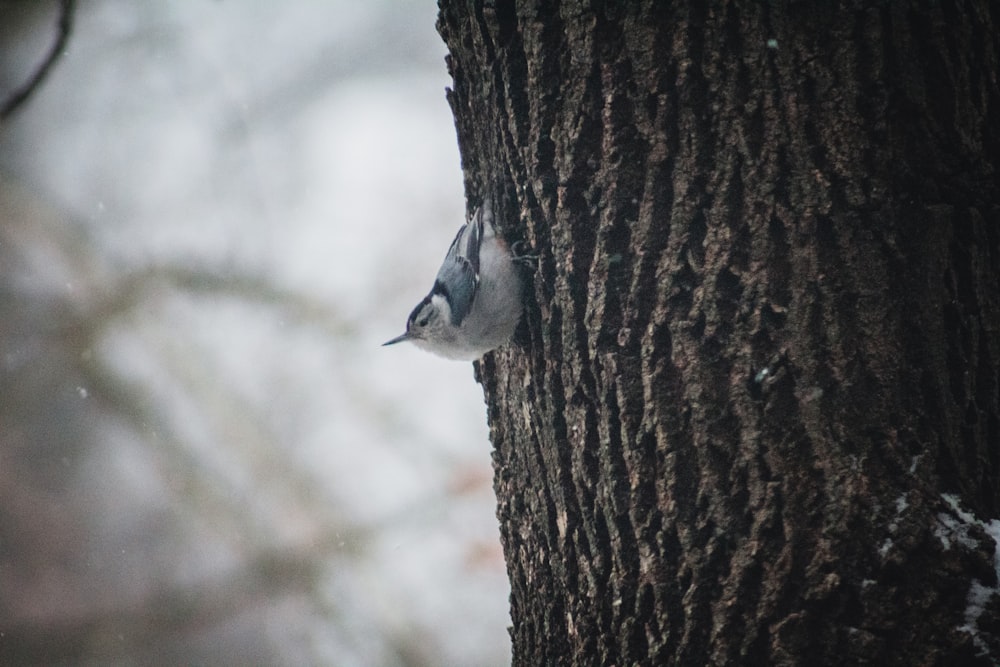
[{"x1": 417, "y1": 316, "x2": 429, "y2": 327}]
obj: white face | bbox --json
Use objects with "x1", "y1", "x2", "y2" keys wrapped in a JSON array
[
  {"x1": 406, "y1": 298, "x2": 435, "y2": 338},
  {"x1": 405, "y1": 293, "x2": 450, "y2": 342}
]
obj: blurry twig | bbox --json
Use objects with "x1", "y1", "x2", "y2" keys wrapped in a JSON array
[
  {"x1": 0, "y1": 546, "x2": 322, "y2": 665},
  {"x1": 0, "y1": 0, "x2": 76, "y2": 122},
  {"x1": 94, "y1": 263, "x2": 354, "y2": 339},
  {"x1": 74, "y1": 302, "x2": 370, "y2": 559}
]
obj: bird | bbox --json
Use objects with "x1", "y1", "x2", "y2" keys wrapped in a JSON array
[{"x1": 383, "y1": 196, "x2": 528, "y2": 360}]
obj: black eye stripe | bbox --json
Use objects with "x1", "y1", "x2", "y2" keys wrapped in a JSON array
[{"x1": 406, "y1": 296, "x2": 433, "y2": 330}]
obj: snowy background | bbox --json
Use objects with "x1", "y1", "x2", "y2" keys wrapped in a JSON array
[{"x1": 0, "y1": 2, "x2": 509, "y2": 665}]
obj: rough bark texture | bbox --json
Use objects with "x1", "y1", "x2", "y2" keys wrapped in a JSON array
[{"x1": 437, "y1": 1, "x2": 1000, "y2": 665}]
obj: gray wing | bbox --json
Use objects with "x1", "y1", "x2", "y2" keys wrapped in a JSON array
[
  {"x1": 434, "y1": 256, "x2": 477, "y2": 326},
  {"x1": 433, "y1": 202, "x2": 487, "y2": 326}
]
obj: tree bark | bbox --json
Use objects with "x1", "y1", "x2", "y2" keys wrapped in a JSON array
[{"x1": 437, "y1": 1, "x2": 1000, "y2": 664}]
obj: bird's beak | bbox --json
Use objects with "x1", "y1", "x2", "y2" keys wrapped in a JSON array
[{"x1": 382, "y1": 332, "x2": 412, "y2": 347}]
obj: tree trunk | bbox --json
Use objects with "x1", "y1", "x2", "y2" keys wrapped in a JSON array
[{"x1": 437, "y1": 1, "x2": 1000, "y2": 664}]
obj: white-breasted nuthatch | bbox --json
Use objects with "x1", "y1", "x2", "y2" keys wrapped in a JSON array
[{"x1": 383, "y1": 197, "x2": 527, "y2": 360}]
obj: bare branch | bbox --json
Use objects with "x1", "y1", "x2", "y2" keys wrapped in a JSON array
[{"x1": 0, "y1": 0, "x2": 76, "y2": 122}]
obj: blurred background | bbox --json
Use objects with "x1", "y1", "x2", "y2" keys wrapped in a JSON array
[{"x1": 0, "y1": 1, "x2": 510, "y2": 665}]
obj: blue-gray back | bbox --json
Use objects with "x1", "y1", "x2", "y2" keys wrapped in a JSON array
[{"x1": 433, "y1": 208, "x2": 484, "y2": 326}]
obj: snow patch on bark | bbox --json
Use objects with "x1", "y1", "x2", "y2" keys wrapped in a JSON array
[{"x1": 939, "y1": 493, "x2": 1000, "y2": 658}]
